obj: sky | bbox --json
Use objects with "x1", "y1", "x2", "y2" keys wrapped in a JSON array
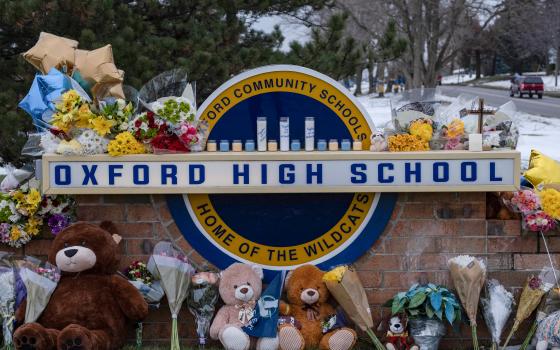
[{"x1": 250, "y1": 15, "x2": 311, "y2": 52}]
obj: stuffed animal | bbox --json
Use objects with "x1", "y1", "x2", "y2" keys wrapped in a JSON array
[
  {"x1": 278, "y1": 265, "x2": 356, "y2": 350},
  {"x1": 384, "y1": 315, "x2": 418, "y2": 350},
  {"x1": 209, "y1": 263, "x2": 278, "y2": 350},
  {"x1": 13, "y1": 221, "x2": 148, "y2": 350},
  {"x1": 370, "y1": 131, "x2": 388, "y2": 152}
]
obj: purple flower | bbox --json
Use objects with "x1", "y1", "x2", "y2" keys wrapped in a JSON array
[
  {"x1": 0, "y1": 223, "x2": 11, "y2": 243},
  {"x1": 48, "y1": 214, "x2": 70, "y2": 235}
]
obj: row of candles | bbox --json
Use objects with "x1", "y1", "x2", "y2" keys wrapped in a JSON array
[
  {"x1": 206, "y1": 116, "x2": 364, "y2": 152},
  {"x1": 206, "y1": 138, "x2": 363, "y2": 152}
]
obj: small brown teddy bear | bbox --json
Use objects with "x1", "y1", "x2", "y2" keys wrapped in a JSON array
[
  {"x1": 209, "y1": 263, "x2": 278, "y2": 350},
  {"x1": 278, "y1": 265, "x2": 357, "y2": 350},
  {"x1": 384, "y1": 315, "x2": 418, "y2": 350},
  {"x1": 13, "y1": 222, "x2": 148, "y2": 350}
]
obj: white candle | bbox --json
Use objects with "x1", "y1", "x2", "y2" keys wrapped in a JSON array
[
  {"x1": 305, "y1": 117, "x2": 315, "y2": 151},
  {"x1": 279, "y1": 117, "x2": 290, "y2": 151},
  {"x1": 469, "y1": 133, "x2": 483, "y2": 152},
  {"x1": 257, "y1": 117, "x2": 267, "y2": 152}
]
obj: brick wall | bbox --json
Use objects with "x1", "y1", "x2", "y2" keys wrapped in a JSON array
[{"x1": 12, "y1": 192, "x2": 556, "y2": 348}]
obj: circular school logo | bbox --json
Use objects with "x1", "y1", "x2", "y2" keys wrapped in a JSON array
[{"x1": 167, "y1": 65, "x2": 396, "y2": 279}]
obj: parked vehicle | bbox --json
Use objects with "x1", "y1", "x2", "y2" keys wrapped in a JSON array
[{"x1": 510, "y1": 76, "x2": 544, "y2": 98}]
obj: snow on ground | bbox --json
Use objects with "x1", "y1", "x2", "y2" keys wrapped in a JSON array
[
  {"x1": 356, "y1": 93, "x2": 560, "y2": 169},
  {"x1": 483, "y1": 75, "x2": 560, "y2": 92},
  {"x1": 442, "y1": 73, "x2": 479, "y2": 85}
]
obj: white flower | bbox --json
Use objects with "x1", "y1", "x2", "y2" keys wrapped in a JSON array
[
  {"x1": 117, "y1": 110, "x2": 124, "y2": 117},
  {"x1": 140, "y1": 122, "x2": 149, "y2": 131},
  {"x1": 117, "y1": 99, "x2": 126, "y2": 109},
  {"x1": 120, "y1": 122, "x2": 129, "y2": 131}
]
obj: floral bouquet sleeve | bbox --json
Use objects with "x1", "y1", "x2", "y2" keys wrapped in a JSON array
[
  {"x1": 187, "y1": 271, "x2": 220, "y2": 347},
  {"x1": 0, "y1": 259, "x2": 16, "y2": 349},
  {"x1": 18, "y1": 259, "x2": 60, "y2": 323}
]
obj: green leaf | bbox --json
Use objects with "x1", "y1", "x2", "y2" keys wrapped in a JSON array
[
  {"x1": 392, "y1": 297, "x2": 406, "y2": 315},
  {"x1": 425, "y1": 303, "x2": 435, "y2": 319},
  {"x1": 408, "y1": 292, "x2": 427, "y2": 309},
  {"x1": 445, "y1": 300, "x2": 456, "y2": 324},
  {"x1": 435, "y1": 307, "x2": 443, "y2": 320},
  {"x1": 409, "y1": 308, "x2": 420, "y2": 316},
  {"x1": 430, "y1": 292, "x2": 442, "y2": 311}
]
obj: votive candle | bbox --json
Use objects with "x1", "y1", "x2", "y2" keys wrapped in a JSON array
[
  {"x1": 257, "y1": 117, "x2": 267, "y2": 151},
  {"x1": 328, "y1": 139, "x2": 339, "y2": 151},
  {"x1": 206, "y1": 140, "x2": 217, "y2": 152},
  {"x1": 268, "y1": 139, "x2": 278, "y2": 152},
  {"x1": 317, "y1": 139, "x2": 327, "y2": 151},
  {"x1": 341, "y1": 139, "x2": 351, "y2": 151},
  {"x1": 232, "y1": 140, "x2": 242, "y2": 152},
  {"x1": 245, "y1": 139, "x2": 255, "y2": 152},
  {"x1": 291, "y1": 139, "x2": 301, "y2": 151},
  {"x1": 353, "y1": 140, "x2": 363, "y2": 151},
  {"x1": 219, "y1": 140, "x2": 229, "y2": 152}
]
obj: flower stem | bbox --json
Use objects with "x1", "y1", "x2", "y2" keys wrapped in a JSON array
[
  {"x1": 502, "y1": 321, "x2": 519, "y2": 350},
  {"x1": 365, "y1": 328, "x2": 385, "y2": 350},
  {"x1": 520, "y1": 320, "x2": 538, "y2": 350},
  {"x1": 540, "y1": 230, "x2": 559, "y2": 288},
  {"x1": 472, "y1": 324, "x2": 479, "y2": 350},
  {"x1": 171, "y1": 316, "x2": 180, "y2": 350}
]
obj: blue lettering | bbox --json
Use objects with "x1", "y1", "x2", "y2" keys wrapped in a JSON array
[
  {"x1": 81, "y1": 165, "x2": 98, "y2": 185},
  {"x1": 161, "y1": 165, "x2": 177, "y2": 185},
  {"x1": 461, "y1": 162, "x2": 477, "y2": 182},
  {"x1": 261, "y1": 164, "x2": 267, "y2": 184},
  {"x1": 405, "y1": 162, "x2": 421, "y2": 183},
  {"x1": 350, "y1": 163, "x2": 367, "y2": 184},
  {"x1": 306, "y1": 164, "x2": 323, "y2": 184},
  {"x1": 189, "y1": 164, "x2": 205, "y2": 185},
  {"x1": 54, "y1": 165, "x2": 71, "y2": 185},
  {"x1": 233, "y1": 164, "x2": 249, "y2": 185},
  {"x1": 433, "y1": 162, "x2": 449, "y2": 182},
  {"x1": 378, "y1": 163, "x2": 394, "y2": 183},
  {"x1": 279, "y1": 164, "x2": 295, "y2": 184},
  {"x1": 133, "y1": 165, "x2": 149, "y2": 185},
  {"x1": 108, "y1": 165, "x2": 123, "y2": 185},
  {"x1": 490, "y1": 162, "x2": 502, "y2": 182}
]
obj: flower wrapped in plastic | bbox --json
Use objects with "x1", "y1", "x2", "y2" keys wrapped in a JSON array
[
  {"x1": 323, "y1": 265, "x2": 385, "y2": 350},
  {"x1": 18, "y1": 258, "x2": 61, "y2": 323},
  {"x1": 123, "y1": 260, "x2": 164, "y2": 305},
  {"x1": 187, "y1": 271, "x2": 220, "y2": 347},
  {"x1": 408, "y1": 118, "x2": 434, "y2": 142},
  {"x1": 0, "y1": 257, "x2": 16, "y2": 349},
  {"x1": 540, "y1": 187, "x2": 560, "y2": 220},
  {"x1": 448, "y1": 255, "x2": 486, "y2": 350},
  {"x1": 502, "y1": 272, "x2": 554, "y2": 348},
  {"x1": 481, "y1": 279, "x2": 514, "y2": 350},
  {"x1": 524, "y1": 211, "x2": 556, "y2": 233},
  {"x1": 388, "y1": 134, "x2": 429, "y2": 152},
  {"x1": 507, "y1": 189, "x2": 541, "y2": 214},
  {"x1": 148, "y1": 241, "x2": 195, "y2": 350}
]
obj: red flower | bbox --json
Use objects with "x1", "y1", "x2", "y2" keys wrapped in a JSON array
[{"x1": 135, "y1": 119, "x2": 142, "y2": 128}]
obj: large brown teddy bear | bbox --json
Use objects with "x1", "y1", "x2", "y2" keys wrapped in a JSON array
[
  {"x1": 14, "y1": 222, "x2": 148, "y2": 350},
  {"x1": 278, "y1": 265, "x2": 356, "y2": 350},
  {"x1": 210, "y1": 263, "x2": 278, "y2": 350}
]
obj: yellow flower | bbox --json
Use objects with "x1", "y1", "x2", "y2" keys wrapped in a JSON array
[
  {"x1": 446, "y1": 119, "x2": 465, "y2": 139},
  {"x1": 25, "y1": 216, "x2": 42, "y2": 236},
  {"x1": 388, "y1": 134, "x2": 430, "y2": 152},
  {"x1": 10, "y1": 226, "x2": 21, "y2": 241},
  {"x1": 540, "y1": 188, "x2": 560, "y2": 220},
  {"x1": 12, "y1": 191, "x2": 24, "y2": 203},
  {"x1": 323, "y1": 266, "x2": 348, "y2": 282},
  {"x1": 75, "y1": 104, "x2": 95, "y2": 128},
  {"x1": 108, "y1": 132, "x2": 145, "y2": 156},
  {"x1": 409, "y1": 121, "x2": 433, "y2": 141},
  {"x1": 90, "y1": 116, "x2": 115, "y2": 136},
  {"x1": 26, "y1": 188, "x2": 41, "y2": 206},
  {"x1": 62, "y1": 90, "x2": 80, "y2": 104}
]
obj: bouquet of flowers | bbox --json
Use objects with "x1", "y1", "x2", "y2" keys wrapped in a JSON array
[
  {"x1": 408, "y1": 118, "x2": 434, "y2": 143},
  {"x1": 388, "y1": 134, "x2": 429, "y2": 152},
  {"x1": 481, "y1": 279, "x2": 514, "y2": 350},
  {"x1": 323, "y1": 265, "x2": 385, "y2": 350},
  {"x1": 99, "y1": 98, "x2": 134, "y2": 134},
  {"x1": 148, "y1": 241, "x2": 195, "y2": 350},
  {"x1": 18, "y1": 259, "x2": 61, "y2": 323},
  {"x1": 187, "y1": 271, "x2": 220, "y2": 347},
  {"x1": 502, "y1": 274, "x2": 553, "y2": 348},
  {"x1": 448, "y1": 255, "x2": 487, "y2": 350},
  {"x1": 0, "y1": 258, "x2": 16, "y2": 349},
  {"x1": 123, "y1": 260, "x2": 164, "y2": 304}
]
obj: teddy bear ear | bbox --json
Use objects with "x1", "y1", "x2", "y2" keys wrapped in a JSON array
[{"x1": 251, "y1": 264, "x2": 264, "y2": 279}]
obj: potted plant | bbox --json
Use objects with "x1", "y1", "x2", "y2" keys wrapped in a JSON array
[{"x1": 386, "y1": 283, "x2": 463, "y2": 350}]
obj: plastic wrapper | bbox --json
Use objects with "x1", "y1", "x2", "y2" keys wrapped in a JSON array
[
  {"x1": 481, "y1": 279, "x2": 514, "y2": 348},
  {"x1": 138, "y1": 69, "x2": 195, "y2": 111},
  {"x1": 408, "y1": 318, "x2": 445, "y2": 350},
  {"x1": 0, "y1": 257, "x2": 16, "y2": 348},
  {"x1": 1, "y1": 165, "x2": 32, "y2": 193},
  {"x1": 129, "y1": 280, "x2": 164, "y2": 305},
  {"x1": 482, "y1": 101, "x2": 519, "y2": 149},
  {"x1": 18, "y1": 258, "x2": 60, "y2": 323},
  {"x1": 148, "y1": 241, "x2": 195, "y2": 350},
  {"x1": 187, "y1": 272, "x2": 219, "y2": 346}
]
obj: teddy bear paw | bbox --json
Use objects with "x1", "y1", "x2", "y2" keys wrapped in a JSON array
[
  {"x1": 14, "y1": 324, "x2": 49, "y2": 350},
  {"x1": 220, "y1": 326, "x2": 250, "y2": 350},
  {"x1": 327, "y1": 329, "x2": 356, "y2": 350},
  {"x1": 278, "y1": 326, "x2": 304, "y2": 350},
  {"x1": 58, "y1": 325, "x2": 92, "y2": 350}
]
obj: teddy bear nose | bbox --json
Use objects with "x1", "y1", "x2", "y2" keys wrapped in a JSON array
[
  {"x1": 395, "y1": 324, "x2": 401, "y2": 329},
  {"x1": 307, "y1": 290, "x2": 316, "y2": 297},
  {"x1": 240, "y1": 287, "x2": 249, "y2": 294},
  {"x1": 64, "y1": 248, "x2": 78, "y2": 258}
]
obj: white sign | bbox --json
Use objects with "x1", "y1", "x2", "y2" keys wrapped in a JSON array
[{"x1": 41, "y1": 151, "x2": 520, "y2": 194}]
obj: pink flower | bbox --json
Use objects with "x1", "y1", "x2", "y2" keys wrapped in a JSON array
[
  {"x1": 525, "y1": 211, "x2": 556, "y2": 233},
  {"x1": 512, "y1": 189, "x2": 540, "y2": 214}
]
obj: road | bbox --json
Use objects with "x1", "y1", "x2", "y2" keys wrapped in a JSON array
[{"x1": 440, "y1": 85, "x2": 560, "y2": 118}]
